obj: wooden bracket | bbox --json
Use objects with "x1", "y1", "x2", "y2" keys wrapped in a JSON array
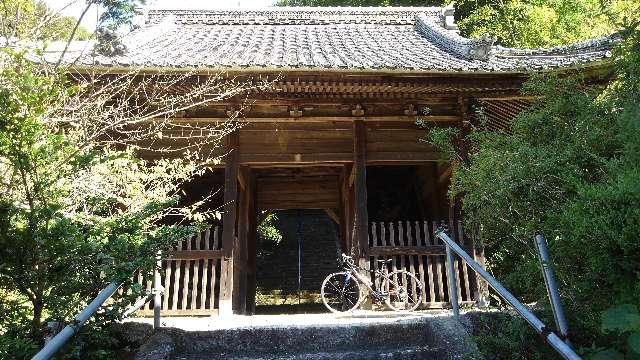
[
  {"x1": 324, "y1": 209, "x2": 340, "y2": 224},
  {"x1": 289, "y1": 105, "x2": 303, "y2": 118},
  {"x1": 404, "y1": 104, "x2": 418, "y2": 116},
  {"x1": 237, "y1": 166, "x2": 248, "y2": 190},
  {"x1": 348, "y1": 165, "x2": 356, "y2": 188},
  {"x1": 351, "y1": 104, "x2": 365, "y2": 117},
  {"x1": 226, "y1": 106, "x2": 239, "y2": 118}
]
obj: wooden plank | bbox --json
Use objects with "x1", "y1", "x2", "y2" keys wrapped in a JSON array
[
  {"x1": 388, "y1": 222, "x2": 398, "y2": 274},
  {"x1": 162, "y1": 261, "x2": 171, "y2": 310},
  {"x1": 181, "y1": 236, "x2": 193, "y2": 310},
  {"x1": 190, "y1": 233, "x2": 199, "y2": 310},
  {"x1": 406, "y1": 222, "x2": 418, "y2": 303},
  {"x1": 422, "y1": 221, "x2": 436, "y2": 303},
  {"x1": 171, "y1": 251, "x2": 182, "y2": 310},
  {"x1": 398, "y1": 222, "x2": 408, "y2": 297},
  {"x1": 200, "y1": 229, "x2": 210, "y2": 309},
  {"x1": 416, "y1": 221, "x2": 428, "y2": 304},
  {"x1": 211, "y1": 227, "x2": 220, "y2": 308},
  {"x1": 457, "y1": 220, "x2": 472, "y2": 302},
  {"x1": 449, "y1": 218, "x2": 463, "y2": 304},
  {"x1": 370, "y1": 222, "x2": 378, "y2": 287},
  {"x1": 430, "y1": 221, "x2": 445, "y2": 302}
]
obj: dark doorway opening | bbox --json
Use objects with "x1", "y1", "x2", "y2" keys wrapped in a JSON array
[
  {"x1": 254, "y1": 209, "x2": 341, "y2": 314},
  {"x1": 367, "y1": 164, "x2": 452, "y2": 222}
]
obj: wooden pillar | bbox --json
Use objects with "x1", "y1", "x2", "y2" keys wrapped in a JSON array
[
  {"x1": 219, "y1": 131, "x2": 238, "y2": 316},
  {"x1": 237, "y1": 167, "x2": 257, "y2": 315},
  {"x1": 353, "y1": 120, "x2": 369, "y2": 263},
  {"x1": 233, "y1": 166, "x2": 251, "y2": 314},
  {"x1": 246, "y1": 171, "x2": 258, "y2": 314},
  {"x1": 353, "y1": 120, "x2": 371, "y2": 309}
]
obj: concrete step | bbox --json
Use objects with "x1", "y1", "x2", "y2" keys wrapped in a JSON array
[
  {"x1": 127, "y1": 312, "x2": 480, "y2": 360},
  {"x1": 173, "y1": 345, "x2": 443, "y2": 359}
]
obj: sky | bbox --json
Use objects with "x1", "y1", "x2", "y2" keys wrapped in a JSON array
[{"x1": 44, "y1": 0, "x2": 278, "y2": 31}]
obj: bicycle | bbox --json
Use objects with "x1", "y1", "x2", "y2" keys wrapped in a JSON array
[{"x1": 320, "y1": 253, "x2": 423, "y2": 313}]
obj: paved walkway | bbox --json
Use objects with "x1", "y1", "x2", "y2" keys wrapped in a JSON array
[{"x1": 125, "y1": 310, "x2": 453, "y2": 331}]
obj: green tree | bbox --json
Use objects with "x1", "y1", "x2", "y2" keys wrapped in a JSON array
[
  {"x1": 277, "y1": 0, "x2": 439, "y2": 5},
  {"x1": 1, "y1": 0, "x2": 91, "y2": 41},
  {"x1": 277, "y1": 0, "x2": 637, "y2": 48},
  {"x1": 454, "y1": 0, "x2": 636, "y2": 47},
  {"x1": 423, "y1": 23, "x2": 640, "y2": 357},
  {"x1": 0, "y1": 50, "x2": 205, "y2": 358}
]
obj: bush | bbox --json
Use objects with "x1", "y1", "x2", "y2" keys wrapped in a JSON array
[{"x1": 423, "y1": 26, "x2": 640, "y2": 357}]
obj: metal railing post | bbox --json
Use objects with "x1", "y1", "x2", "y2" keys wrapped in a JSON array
[
  {"x1": 153, "y1": 251, "x2": 162, "y2": 330},
  {"x1": 445, "y1": 244, "x2": 460, "y2": 317},
  {"x1": 31, "y1": 282, "x2": 120, "y2": 360},
  {"x1": 535, "y1": 234, "x2": 570, "y2": 341},
  {"x1": 435, "y1": 229, "x2": 582, "y2": 360}
]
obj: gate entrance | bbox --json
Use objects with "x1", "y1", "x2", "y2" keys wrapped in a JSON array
[{"x1": 254, "y1": 209, "x2": 340, "y2": 314}]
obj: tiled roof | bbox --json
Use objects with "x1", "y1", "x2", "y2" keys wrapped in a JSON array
[{"x1": 47, "y1": 6, "x2": 618, "y2": 73}]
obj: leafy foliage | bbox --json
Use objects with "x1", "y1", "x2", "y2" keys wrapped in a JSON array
[
  {"x1": 0, "y1": 48, "x2": 210, "y2": 358},
  {"x1": 0, "y1": 0, "x2": 91, "y2": 41},
  {"x1": 258, "y1": 213, "x2": 283, "y2": 246},
  {"x1": 277, "y1": 0, "x2": 440, "y2": 6},
  {"x1": 590, "y1": 304, "x2": 640, "y2": 359},
  {"x1": 277, "y1": 0, "x2": 637, "y2": 48},
  {"x1": 453, "y1": 0, "x2": 637, "y2": 47},
  {"x1": 423, "y1": 23, "x2": 640, "y2": 358}
]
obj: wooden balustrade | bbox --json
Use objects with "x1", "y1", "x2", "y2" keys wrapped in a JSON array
[
  {"x1": 133, "y1": 226, "x2": 223, "y2": 316},
  {"x1": 368, "y1": 220, "x2": 476, "y2": 307},
  {"x1": 123, "y1": 220, "x2": 477, "y2": 316}
]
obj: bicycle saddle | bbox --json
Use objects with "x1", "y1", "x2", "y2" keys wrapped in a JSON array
[{"x1": 376, "y1": 259, "x2": 393, "y2": 263}]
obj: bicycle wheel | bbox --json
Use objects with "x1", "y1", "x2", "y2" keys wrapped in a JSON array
[
  {"x1": 383, "y1": 270, "x2": 423, "y2": 311},
  {"x1": 321, "y1": 272, "x2": 361, "y2": 313}
]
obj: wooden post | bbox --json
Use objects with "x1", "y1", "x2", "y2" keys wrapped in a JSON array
[
  {"x1": 220, "y1": 131, "x2": 239, "y2": 316},
  {"x1": 246, "y1": 171, "x2": 258, "y2": 315},
  {"x1": 353, "y1": 120, "x2": 369, "y2": 260},
  {"x1": 353, "y1": 120, "x2": 371, "y2": 309}
]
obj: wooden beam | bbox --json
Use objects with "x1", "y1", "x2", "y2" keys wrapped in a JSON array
[
  {"x1": 219, "y1": 131, "x2": 239, "y2": 316},
  {"x1": 236, "y1": 152, "x2": 440, "y2": 165},
  {"x1": 438, "y1": 164, "x2": 453, "y2": 184},
  {"x1": 165, "y1": 250, "x2": 223, "y2": 260},
  {"x1": 165, "y1": 115, "x2": 460, "y2": 124},
  {"x1": 324, "y1": 209, "x2": 340, "y2": 225},
  {"x1": 368, "y1": 246, "x2": 446, "y2": 256},
  {"x1": 348, "y1": 165, "x2": 356, "y2": 188}
]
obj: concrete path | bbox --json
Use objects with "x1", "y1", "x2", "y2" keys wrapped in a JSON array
[{"x1": 125, "y1": 310, "x2": 453, "y2": 331}]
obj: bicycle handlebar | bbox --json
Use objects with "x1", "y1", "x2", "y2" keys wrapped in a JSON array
[{"x1": 341, "y1": 253, "x2": 355, "y2": 266}]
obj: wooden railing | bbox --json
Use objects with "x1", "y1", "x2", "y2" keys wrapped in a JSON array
[
  {"x1": 134, "y1": 226, "x2": 223, "y2": 315},
  {"x1": 368, "y1": 220, "x2": 476, "y2": 307}
]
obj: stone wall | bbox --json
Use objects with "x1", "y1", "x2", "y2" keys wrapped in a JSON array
[{"x1": 256, "y1": 209, "x2": 341, "y2": 295}]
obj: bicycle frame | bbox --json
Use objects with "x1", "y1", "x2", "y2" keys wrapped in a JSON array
[{"x1": 340, "y1": 256, "x2": 388, "y2": 299}]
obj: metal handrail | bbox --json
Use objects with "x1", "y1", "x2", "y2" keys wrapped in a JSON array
[
  {"x1": 32, "y1": 253, "x2": 166, "y2": 360},
  {"x1": 32, "y1": 282, "x2": 121, "y2": 360},
  {"x1": 434, "y1": 228, "x2": 581, "y2": 360}
]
